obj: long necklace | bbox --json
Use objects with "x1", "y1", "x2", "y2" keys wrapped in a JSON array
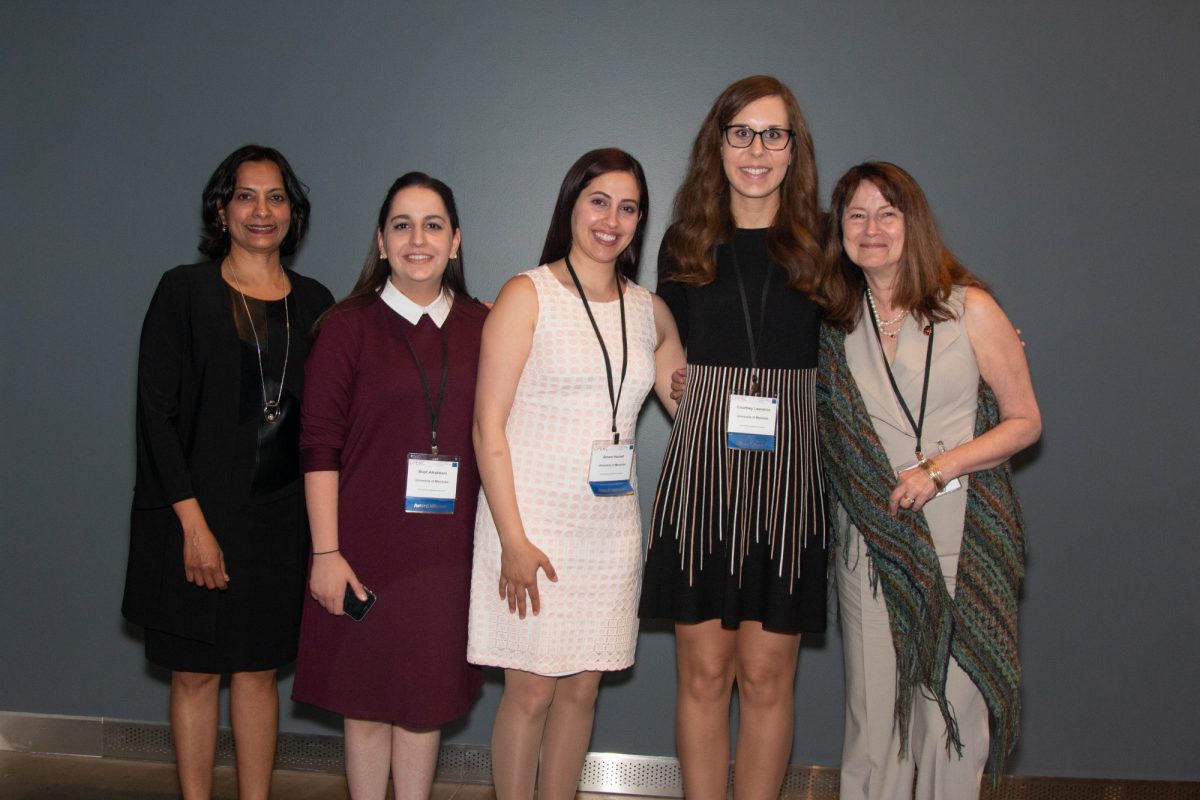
[
  {"x1": 865, "y1": 285, "x2": 907, "y2": 338},
  {"x1": 227, "y1": 257, "x2": 290, "y2": 423}
]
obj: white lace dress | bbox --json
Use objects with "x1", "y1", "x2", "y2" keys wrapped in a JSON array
[{"x1": 468, "y1": 265, "x2": 656, "y2": 674}]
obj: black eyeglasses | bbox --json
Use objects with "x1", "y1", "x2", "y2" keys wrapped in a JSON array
[{"x1": 721, "y1": 125, "x2": 794, "y2": 151}]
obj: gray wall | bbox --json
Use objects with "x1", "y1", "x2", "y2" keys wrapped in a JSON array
[{"x1": 2, "y1": 0, "x2": 1197, "y2": 782}]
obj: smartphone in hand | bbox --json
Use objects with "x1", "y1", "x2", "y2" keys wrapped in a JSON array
[{"x1": 342, "y1": 584, "x2": 376, "y2": 621}]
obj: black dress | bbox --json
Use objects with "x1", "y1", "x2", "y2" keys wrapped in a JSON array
[
  {"x1": 639, "y1": 228, "x2": 828, "y2": 633},
  {"x1": 122, "y1": 261, "x2": 334, "y2": 672}
]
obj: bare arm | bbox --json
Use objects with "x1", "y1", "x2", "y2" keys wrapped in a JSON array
[
  {"x1": 473, "y1": 275, "x2": 557, "y2": 618},
  {"x1": 893, "y1": 287, "x2": 1042, "y2": 514},
  {"x1": 651, "y1": 294, "x2": 686, "y2": 418},
  {"x1": 304, "y1": 470, "x2": 365, "y2": 615}
]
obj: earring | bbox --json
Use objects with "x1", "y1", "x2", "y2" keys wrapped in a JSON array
[{"x1": 379, "y1": 251, "x2": 387, "y2": 259}]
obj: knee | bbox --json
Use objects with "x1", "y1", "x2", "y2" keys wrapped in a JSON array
[
  {"x1": 678, "y1": 660, "x2": 734, "y2": 705},
  {"x1": 734, "y1": 658, "x2": 795, "y2": 708},
  {"x1": 344, "y1": 717, "x2": 391, "y2": 746},
  {"x1": 172, "y1": 671, "x2": 220, "y2": 696},
  {"x1": 231, "y1": 669, "x2": 277, "y2": 691},
  {"x1": 502, "y1": 677, "x2": 557, "y2": 719},
  {"x1": 554, "y1": 674, "x2": 600, "y2": 711}
]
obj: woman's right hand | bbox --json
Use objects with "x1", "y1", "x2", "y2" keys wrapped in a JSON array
[
  {"x1": 309, "y1": 552, "x2": 365, "y2": 616},
  {"x1": 669, "y1": 366, "x2": 688, "y2": 402},
  {"x1": 498, "y1": 538, "x2": 557, "y2": 619},
  {"x1": 173, "y1": 499, "x2": 229, "y2": 590},
  {"x1": 182, "y1": 523, "x2": 229, "y2": 590}
]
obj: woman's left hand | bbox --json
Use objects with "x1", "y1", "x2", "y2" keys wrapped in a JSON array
[{"x1": 889, "y1": 464, "x2": 938, "y2": 516}]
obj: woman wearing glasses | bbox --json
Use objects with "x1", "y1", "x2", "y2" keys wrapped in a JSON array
[
  {"x1": 639, "y1": 76, "x2": 827, "y2": 800},
  {"x1": 818, "y1": 162, "x2": 1038, "y2": 799}
]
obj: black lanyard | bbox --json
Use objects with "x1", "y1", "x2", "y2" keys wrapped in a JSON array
[
  {"x1": 870, "y1": 305, "x2": 935, "y2": 461},
  {"x1": 564, "y1": 255, "x2": 628, "y2": 444},
  {"x1": 397, "y1": 313, "x2": 450, "y2": 456},
  {"x1": 728, "y1": 240, "x2": 771, "y2": 394}
]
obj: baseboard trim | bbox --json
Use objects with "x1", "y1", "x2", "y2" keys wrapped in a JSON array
[{"x1": 2, "y1": 711, "x2": 1196, "y2": 798}]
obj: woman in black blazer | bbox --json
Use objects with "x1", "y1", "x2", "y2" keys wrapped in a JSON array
[{"x1": 122, "y1": 145, "x2": 333, "y2": 800}]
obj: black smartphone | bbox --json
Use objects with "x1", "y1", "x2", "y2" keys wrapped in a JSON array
[{"x1": 342, "y1": 584, "x2": 376, "y2": 622}]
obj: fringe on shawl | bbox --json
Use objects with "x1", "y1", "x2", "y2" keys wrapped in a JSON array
[{"x1": 817, "y1": 325, "x2": 1025, "y2": 780}]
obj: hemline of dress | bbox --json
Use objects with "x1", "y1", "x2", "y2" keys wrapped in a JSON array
[
  {"x1": 144, "y1": 627, "x2": 297, "y2": 674},
  {"x1": 291, "y1": 686, "x2": 482, "y2": 729},
  {"x1": 466, "y1": 654, "x2": 635, "y2": 676}
]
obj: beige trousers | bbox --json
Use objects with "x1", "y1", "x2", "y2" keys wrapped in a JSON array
[{"x1": 836, "y1": 525, "x2": 989, "y2": 800}]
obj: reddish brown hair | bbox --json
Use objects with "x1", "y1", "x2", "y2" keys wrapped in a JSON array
[
  {"x1": 820, "y1": 161, "x2": 988, "y2": 332},
  {"x1": 662, "y1": 75, "x2": 822, "y2": 294}
]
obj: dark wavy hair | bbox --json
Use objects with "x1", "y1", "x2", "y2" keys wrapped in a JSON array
[
  {"x1": 318, "y1": 172, "x2": 478, "y2": 331},
  {"x1": 198, "y1": 144, "x2": 311, "y2": 259},
  {"x1": 662, "y1": 75, "x2": 822, "y2": 294},
  {"x1": 820, "y1": 161, "x2": 988, "y2": 332},
  {"x1": 538, "y1": 148, "x2": 649, "y2": 283}
]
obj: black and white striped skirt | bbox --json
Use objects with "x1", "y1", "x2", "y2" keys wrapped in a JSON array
[{"x1": 639, "y1": 364, "x2": 828, "y2": 633}]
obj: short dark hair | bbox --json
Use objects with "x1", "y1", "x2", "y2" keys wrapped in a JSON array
[
  {"x1": 198, "y1": 144, "x2": 311, "y2": 259},
  {"x1": 538, "y1": 148, "x2": 649, "y2": 283}
]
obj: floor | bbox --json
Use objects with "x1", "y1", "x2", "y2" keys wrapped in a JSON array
[
  {"x1": 5, "y1": 750, "x2": 1199, "y2": 800},
  {"x1": 0, "y1": 751, "x2": 638, "y2": 800}
]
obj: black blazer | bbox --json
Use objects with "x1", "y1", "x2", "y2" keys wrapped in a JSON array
[{"x1": 122, "y1": 261, "x2": 334, "y2": 642}]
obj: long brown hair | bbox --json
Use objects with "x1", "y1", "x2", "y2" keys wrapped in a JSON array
[
  {"x1": 317, "y1": 172, "x2": 479, "y2": 333},
  {"x1": 663, "y1": 75, "x2": 822, "y2": 294},
  {"x1": 821, "y1": 161, "x2": 988, "y2": 332},
  {"x1": 539, "y1": 148, "x2": 649, "y2": 283}
]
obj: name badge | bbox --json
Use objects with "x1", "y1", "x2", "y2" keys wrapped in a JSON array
[
  {"x1": 726, "y1": 393, "x2": 778, "y2": 451},
  {"x1": 588, "y1": 440, "x2": 636, "y2": 496},
  {"x1": 405, "y1": 453, "x2": 459, "y2": 513}
]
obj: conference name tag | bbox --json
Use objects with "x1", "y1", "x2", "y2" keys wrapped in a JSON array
[
  {"x1": 588, "y1": 440, "x2": 636, "y2": 496},
  {"x1": 726, "y1": 393, "x2": 778, "y2": 451},
  {"x1": 405, "y1": 453, "x2": 459, "y2": 514}
]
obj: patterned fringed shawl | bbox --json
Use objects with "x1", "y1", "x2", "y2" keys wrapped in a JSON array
[{"x1": 817, "y1": 324, "x2": 1025, "y2": 777}]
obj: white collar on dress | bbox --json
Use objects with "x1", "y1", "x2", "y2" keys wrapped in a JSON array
[{"x1": 380, "y1": 280, "x2": 451, "y2": 328}]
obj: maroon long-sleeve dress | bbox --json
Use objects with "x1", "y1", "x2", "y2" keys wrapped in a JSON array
[{"x1": 292, "y1": 295, "x2": 486, "y2": 727}]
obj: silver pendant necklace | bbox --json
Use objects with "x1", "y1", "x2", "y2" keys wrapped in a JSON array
[{"x1": 227, "y1": 257, "x2": 291, "y2": 422}]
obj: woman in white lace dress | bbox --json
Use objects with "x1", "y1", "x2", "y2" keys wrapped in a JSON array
[{"x1": 468, "y1": 148, "x2": 684, "y2": 799}]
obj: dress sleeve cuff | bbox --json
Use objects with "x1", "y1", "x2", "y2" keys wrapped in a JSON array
[{"x1": 301, "y1": 448, "x2": 342, "y2": 473}]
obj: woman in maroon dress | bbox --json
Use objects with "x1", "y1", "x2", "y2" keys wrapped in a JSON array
[{"x1": 292, "y1": 173, "x2": 486, "y2": 799}]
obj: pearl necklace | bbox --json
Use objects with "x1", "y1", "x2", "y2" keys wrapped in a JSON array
[
  {"x1": 865, "y1": 286, "x2": 907, "y2": 338},
  {"x1": 227, "y1": 257, "x2": 291, "y2": 422}
]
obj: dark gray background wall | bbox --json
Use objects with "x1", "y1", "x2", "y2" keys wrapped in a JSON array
[{"x1": 2, "y1": 0, "x2": 1197, "y2": 782}]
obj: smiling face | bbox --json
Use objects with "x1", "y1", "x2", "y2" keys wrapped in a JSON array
[
  {"x1": 567, "y1": 170, "x2": 642, "y2": 270},
  {"x1": 376, "y1": 185, "x2": 461, "y2": 303},
  {"x1": 721, "y1": 94, "x2": 792, "y2": 225},
  {"x1": 841, "y1": 180, "x2": 906, "y2": 282},
  {"x1": 219, "y1": 160, "x2": 291, "y2": 258}
]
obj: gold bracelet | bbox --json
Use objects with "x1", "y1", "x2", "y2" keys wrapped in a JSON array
[{"x1": 919, "y1": 459, "x2": 947, "y2": 492}]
